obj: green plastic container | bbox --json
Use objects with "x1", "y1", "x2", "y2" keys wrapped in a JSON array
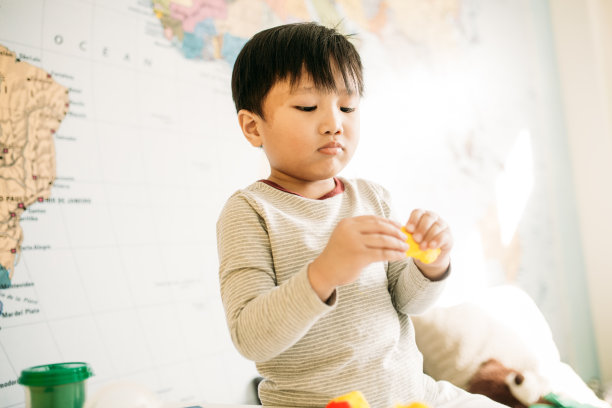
[{"x1": 18, "y1": 362, "x2": 93, "y2": 408}]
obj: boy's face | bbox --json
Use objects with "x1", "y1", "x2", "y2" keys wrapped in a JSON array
[{"x1": 252, "y1": 66, "x2": 360, "y2": 185}]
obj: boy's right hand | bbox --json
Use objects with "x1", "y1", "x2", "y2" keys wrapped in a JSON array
[{"x1": 308, "y1": 215, "x2": 408, "y2": 302}]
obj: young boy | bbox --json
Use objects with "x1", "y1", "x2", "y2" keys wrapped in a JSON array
[{"x1": 217, "y1": 22, "x2": 504, "y2": 408}]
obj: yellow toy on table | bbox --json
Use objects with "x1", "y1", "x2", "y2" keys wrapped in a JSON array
[
  {"x1": 396, "y1": 403, "x2": 431, "y2": 408},
  {"x1": 325, "y1": 390, "x2": 430, "y2": 408},
  {"x1": 326, "y1": 391, "x2": 370, "y2": 408},
  {"x1": 400, "y1": 226, "x2": 441, "y2": 264}
]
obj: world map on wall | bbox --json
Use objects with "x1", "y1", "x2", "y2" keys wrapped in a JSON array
[
  {"x1": 0, "y1": 0, "x2": 593, "y2": 406},
  {"x1": 151, "y1": 0, "x2": 466, "y2": 65},
  {"x1": 0, "y1": 0, "x2": 471, "y2": 300},
  {"x1": 0, "y1": 47, "x2": 69, "y2": 289}
]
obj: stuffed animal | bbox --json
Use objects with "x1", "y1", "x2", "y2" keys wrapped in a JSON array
[{"x1": 467, "y1": 358, "x2": 551, "y2": 408}]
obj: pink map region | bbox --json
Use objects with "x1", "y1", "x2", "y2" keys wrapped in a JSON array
[{"x1": 170, "y1": 0, "x2": 228, "y2": 33}]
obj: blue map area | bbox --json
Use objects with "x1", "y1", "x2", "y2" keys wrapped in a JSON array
[
  {"x1": 182, "y1": 32, "x2": 205, "y2": 59},
  {"x1": 0, "y1": 265, "x2": 10, "y2": 289},
  {"x1": 221, "y1": 32, "x2": 247, "y2": 66},
  {"x1": 194, "y1": 18, "x2": 217, "y2": 38},
  {"x1": 177, "y1": 18, "x2": 246, "y2": 65}
]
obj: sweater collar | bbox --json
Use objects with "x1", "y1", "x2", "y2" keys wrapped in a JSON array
[{"x1": 258, "y1": 177, "x2": 345, "y2": 200}]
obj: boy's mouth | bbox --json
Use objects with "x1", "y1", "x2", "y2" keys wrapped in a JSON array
[{"x1": 318, "y1": 142, "x2": 343, "y2": 155}]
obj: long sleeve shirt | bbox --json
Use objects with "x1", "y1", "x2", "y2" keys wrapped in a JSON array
[{"x1": 216, "y1": 178, "x2": 448, "y2": 408}]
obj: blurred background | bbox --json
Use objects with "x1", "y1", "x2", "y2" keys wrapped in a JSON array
[{"x1": 0, "y1": 0, "x2": 610, "y2": 406}]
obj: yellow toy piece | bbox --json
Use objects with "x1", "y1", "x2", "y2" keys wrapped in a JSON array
[
  {"x1": 326, "y1": 390, "x2": 370, "y2": 408},
  {"x1": 400, "y1": 226, "x2": 441, "y2": 264},
  {"x1": 395, "y1": 403, "x2": 431, "y2": 408},
  {"x1": 326, "y1": 391, "x2": 430, "y2": 408}
]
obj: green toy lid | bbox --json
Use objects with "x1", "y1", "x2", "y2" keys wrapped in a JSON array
[{"x1": 18, "y1": 362, "x2": 93, "y2": 387}]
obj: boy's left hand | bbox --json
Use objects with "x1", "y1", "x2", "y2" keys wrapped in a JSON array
[{"x1": 405, "y1": 209, "x2": 453, "y2": 280}]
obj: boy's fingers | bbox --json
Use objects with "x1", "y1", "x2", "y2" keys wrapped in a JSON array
[
  {"x1": 406, "y1": 209, "x2": 425, "y2": 233},
  {"x1": 406, "y1": 209, "x2": 439, "y2": 230},
  {"x1": 421, "y1": 220, "x2": 449, "y2": 248},
  {"x1": 421, "y1": 225, "x2": 444, "y2": 249},
  {"x1": 428, "y1": 228, "x2": 454, "y2": 251},
  {"x1": 412, "y1": 211, "x2": 439, "y2": 242},
  {"x1": 363, "y1": 234, "x2": 409, "y2": 251},
  {"x1": 358, "y1": 216, "x2": 405, "y2": 239},
  {"x1": 367, "y1": 247, "x2": 407, "y2": 262},
  {"x1": 365, "y1": 215, "x2": 402, "y2": 229}
]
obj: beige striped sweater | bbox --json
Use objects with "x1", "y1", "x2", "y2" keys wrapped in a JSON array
[{"x1": 216, "y1": 178, "x2": 448, "y2": 408}]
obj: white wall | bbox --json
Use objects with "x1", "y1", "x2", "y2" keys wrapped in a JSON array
[{"x1": 549, "y1": 0, "x2": 612, "y2": 385}]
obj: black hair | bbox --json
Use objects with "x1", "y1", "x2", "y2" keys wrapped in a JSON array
[{"x1": 231, "y1": 22, "x2": 363, "y2": 118}]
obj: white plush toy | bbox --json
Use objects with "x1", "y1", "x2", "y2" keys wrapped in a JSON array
[{"x1": 505, "y1": 370, "x2": 550, "y2": 407}]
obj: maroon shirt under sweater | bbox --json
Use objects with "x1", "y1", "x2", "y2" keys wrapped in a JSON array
[{"x1": 258, "y1": 177, "x2": 345, "y2": 200}]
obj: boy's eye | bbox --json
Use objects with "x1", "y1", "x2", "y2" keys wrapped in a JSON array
[
  {"x1": 295, "y1": 106, "x2": 316, "y2": 112},
  {"x1": 341, "y1": 107, "x2": 356, "y2": 113}
]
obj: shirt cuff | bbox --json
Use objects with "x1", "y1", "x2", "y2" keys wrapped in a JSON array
[{"x1": 422, "y1": 261, "x2": 451, "y2": 282}]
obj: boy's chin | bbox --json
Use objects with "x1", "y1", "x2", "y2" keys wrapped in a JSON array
[
  {"x1": 279, "y1": 161, "x2": 348, "y2": 182},
  {"x1": 315, "y1": 162, "x2": 349, "y2": 179},
  {"x1": 306, "y1": 169, "x2": 344, "y2": 181}
]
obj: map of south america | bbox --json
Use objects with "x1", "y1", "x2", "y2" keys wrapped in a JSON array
[{"x1": 0, "y1": 45, "x2": 69, "y2": 288}]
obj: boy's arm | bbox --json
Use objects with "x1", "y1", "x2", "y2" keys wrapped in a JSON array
[
  {"x1": 371, "y1": 182, "x2": 449, "y2": 314},
  {"x1": 217, "y1": 194, "x2": 334, "y2": 363},
  {"x1": 387, "y1": 257, "x2": 449, "y2": 315}
]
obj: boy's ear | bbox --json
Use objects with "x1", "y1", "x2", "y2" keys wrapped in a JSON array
[{"x1": 237, "y1": 109, "x2": 263, "y2": 148}]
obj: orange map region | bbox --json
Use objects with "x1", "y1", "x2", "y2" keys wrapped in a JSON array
[{"x1": 0, "y1": 45, "x2": 69, "y2": 285}]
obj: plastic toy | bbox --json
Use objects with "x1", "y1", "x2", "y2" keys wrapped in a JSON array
[
  {"x1": 326, "y1": 391, "x2": 370, "y2": 408},
  {"x1": 326, "y1": 391, "x2": 431, "y2": 408},
  {"x1": 395, "y1": 403, "x2": 430, "y2": 408},
  {"x1": 400, "y1": 226, "x2": 441, "y2": 264}
]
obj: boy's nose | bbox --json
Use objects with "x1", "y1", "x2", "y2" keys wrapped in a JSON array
[{"x1": 319, "y1": 108, "x2": 343, "y2": 135}]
